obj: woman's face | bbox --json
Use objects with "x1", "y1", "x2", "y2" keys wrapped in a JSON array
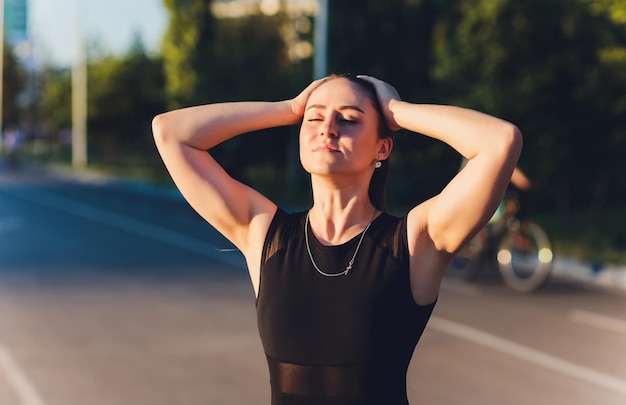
[{"x1": 299, "y1": 78, "x2": 390, "y2": 177}]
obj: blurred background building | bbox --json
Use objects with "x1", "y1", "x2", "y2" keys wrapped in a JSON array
[
  {"x1": 4, "y1": 0, "x2": 35, "y2": 70},
  {"x1": 5, "y1": 0, "x2": 28, "y2": 44}
]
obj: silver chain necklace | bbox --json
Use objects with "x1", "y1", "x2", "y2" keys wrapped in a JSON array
[{"x1": 304, "y1": 210, "x2": 376, "y2": 277}]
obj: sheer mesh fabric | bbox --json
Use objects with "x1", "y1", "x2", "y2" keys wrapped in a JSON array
[{"x1": 266, "y1": 355, "x2": 367, "y2": 399}]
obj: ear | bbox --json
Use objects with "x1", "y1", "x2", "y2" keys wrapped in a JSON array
[{"x1": 377, "y1": 137, "x2": 393, "y2": 161}]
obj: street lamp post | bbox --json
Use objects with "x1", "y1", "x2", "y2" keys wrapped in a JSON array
[
  {"x1": 313, "y1": 0, "x2": 327, "y2": 79},
  {"x1": 72, "y1": 0, "x2": 87, "y2": 167},
  {"x1": 0, "y1": 0, "x2": 5, "y2": 152}
]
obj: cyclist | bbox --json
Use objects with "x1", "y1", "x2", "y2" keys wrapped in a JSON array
[{"x1": 490, "y1": 166, "x2": 532, "y2": 225}]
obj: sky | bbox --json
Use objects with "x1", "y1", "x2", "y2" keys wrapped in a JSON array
[{"x1": 29, "y1": 0, "x2": 168, "y2": 67}]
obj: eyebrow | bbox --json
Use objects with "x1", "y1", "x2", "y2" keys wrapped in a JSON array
[{"x1": 306, "y1": 104, "x2": 365, "y2": 113}]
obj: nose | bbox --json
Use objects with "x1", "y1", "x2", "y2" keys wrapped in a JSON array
[{"x1": 319, "y1": 113, "x2": 339, "y2": 138}]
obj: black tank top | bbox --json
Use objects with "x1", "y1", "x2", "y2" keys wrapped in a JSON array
[{"x1": 256, "y1": 209, "x2": 436, "y2": 405}]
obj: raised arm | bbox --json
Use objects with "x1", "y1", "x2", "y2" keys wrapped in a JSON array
[
  {"x1": 152, "y1": 80, "x2": 324, "y2": 290},
  {"x1": 359, "y1": 75, "x2": 522, "y2": 255},
  {"x1": 402, "y1": 103, "x2": 521, "y2": 251}
]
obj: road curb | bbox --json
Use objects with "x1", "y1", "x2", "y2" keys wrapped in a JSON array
[
  {"x1": 11, "y1": 162, "x2": 626, "y2": 295},
  {"x1": 29, "y1": 162, "x2": 187, "y2": 201},
  {"x1": 552, "y1": 258, "x2": 626, "y2": 295}
]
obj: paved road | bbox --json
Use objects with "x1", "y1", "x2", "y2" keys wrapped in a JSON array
[{"x1": 0, "y1": 167, "x2": 625, "y2": 404}]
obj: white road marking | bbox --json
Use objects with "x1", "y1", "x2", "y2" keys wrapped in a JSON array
[
  {"x1": 570, "y1": 309, "x2": 626, "y2": 336},
  {"x1": 2, "y1": 188, "x2": 245, "y2": 267},
  {"x1": 0, "y1": 343, "x2": 46, "y2": 405},
  {"x1": 430, "y1": 316, "x2": 626, "y2": 396},
  {"x1": 0, "y1": 187, "x2": 244, "y2": 404}
]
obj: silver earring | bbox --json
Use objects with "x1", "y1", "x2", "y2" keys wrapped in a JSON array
[{"x1": 375, "y1": 161, "x2": 382, "y2": 169}]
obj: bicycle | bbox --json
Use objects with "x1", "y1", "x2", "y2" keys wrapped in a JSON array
[{"x1": 447, "y1": 194, "x2": 554, "y2": 292}]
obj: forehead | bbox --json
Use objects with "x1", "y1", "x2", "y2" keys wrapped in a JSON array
[{"x1": 306, "y1": 78, "x2": 373, "y2": 111}]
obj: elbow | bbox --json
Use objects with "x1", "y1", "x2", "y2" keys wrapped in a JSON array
[
  {"x1": 499, "y1": 122, "x2": 523, "y2": 161},
  {"x1": 510, "y1": 123, "x2": 523, "y2": 158},
  {"x1": 151, "y1": 113, "x2": 170, "y2": 146},
  {"x1": 510, "y1": 123, "x2": 523, "y2": 148}
]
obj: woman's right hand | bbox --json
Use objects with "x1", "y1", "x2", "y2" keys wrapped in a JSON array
[{"x1": 289, "y1": 78, "x2": 327, "y2": 120}]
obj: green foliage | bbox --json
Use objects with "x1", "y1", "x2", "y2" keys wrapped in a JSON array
[
  {"x1": 203, "y1": 13, "x2": 300, "y2": 196},
  {"x1": 538, "y1": 204, "x2": 626, "y2": 265},
  {"x1": 88, "y1": 50, "x2": 166, "y2": 164},
  {"x1": 39, "y1": 67, "x2": 71, "y2": 135},
  {"x1": 208, "y1": 13, "x2": 293, "y2": 101},
  {"x1": 161, "y1": 0, "x2": 216, "y2": 108},
  {"x1": 37, "y1": 37, "x2": 166, "y2": 176},
  {"x1": 431, "y1": 0, "x2": 626, "y2": 214},
  {"x1": 154, "y1": 0, "x2": 626, "y2": 215},
  {"x1": 2, "y1": 42, "x2": 28, "y2": 128},
  {"x1": 28, "y1": 0, "x2": 626, "y2": 258},
  {"x1": 327, "y1": 0, "x2": 459, "y2": 208},
  {"x1": 161, "y1": 0, "x2": 292, "y2": 106},
  {"x1": 328, "y1": 0, "x2": 436, "y2": 99},
  {"x1": 159, "y1": 1, "x2": 299, "y2": 196},
  {"x1": 589, "y1": 0, "x2": 626, "y2": 24}
]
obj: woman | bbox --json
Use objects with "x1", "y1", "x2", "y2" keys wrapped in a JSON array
[{"x1": 152, "y1": 74, "x2": 522, "y2": 404}]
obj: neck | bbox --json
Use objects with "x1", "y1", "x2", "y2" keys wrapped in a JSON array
[
  {"x1": 310, "y1": 171, "x2": 371, "y2": 208},
  {"x1": 308, "y1": 173, "x2": 377, "y2": 245},
  {"x1": 308, "y1": 200, "x2": 377, "y2": 246}
]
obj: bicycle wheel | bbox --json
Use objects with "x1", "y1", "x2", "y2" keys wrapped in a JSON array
[
  {"x1": 496, "y1": 219, "x2": 553, "y2": 292},
  {"x1": 447, "y1": 233, "x2": 485, "y2": 281}
]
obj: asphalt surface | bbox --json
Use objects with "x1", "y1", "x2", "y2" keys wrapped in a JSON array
[{"x1": 1, "y1": 164, "x2": 625, "y2": 404}]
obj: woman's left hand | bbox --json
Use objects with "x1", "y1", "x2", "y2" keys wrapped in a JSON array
[{"x1": 357, "y1": 75, "x2": 402, "y2": 132}]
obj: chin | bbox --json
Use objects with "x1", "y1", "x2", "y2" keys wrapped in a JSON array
[{"x1": 302, "y1": 160, "x2": 335, "y2": 174}]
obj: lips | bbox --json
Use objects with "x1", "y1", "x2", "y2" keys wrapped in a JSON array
[{"x1": 313, "y1": 144, "x2": 340, "y2": 152}]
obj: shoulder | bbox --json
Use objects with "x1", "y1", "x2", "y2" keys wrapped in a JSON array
[
  {"x1": 372, "y1": 212, "x2": 405, "y2": 239},
  {"x1": 365, "y1": 212, "x2": 408, "y2": 261},
  {"x1": 267, "y1": 208, "x2": 307, "y2": 236},
  {"x1": 260, "y1": 208, "x2": 307, "y2": 264},
  {"x1": 248, "y1": 207, "x2": 306, "y2": 296}
]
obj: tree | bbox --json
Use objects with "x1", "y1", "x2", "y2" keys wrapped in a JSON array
[
  {"x1": 38, "y1": 36, "x2": 166, "y2": 175},
  {"x1": 160, "y1": 0, "x2": 301, "y2": 200},
  {"x1": 87, "y1": 39, "x2": 166, "y2": 169},
  {"x1": 326, "y1": 0, "x2": 459, "y2": 210},
  {"x1": 39, "y1": 67, "x2": 71, "y2": 139},
  {"x1": 2, "y1": 41, "x2": 27, "y2": 129},
  {"x1": 328, "y1": 0, "x2": 436, "y2": 99},
  {"x1": 430, "y1": 0, "x2": 626, "y2": 213},
  {"x1": 160, "y1": 0, "x2": 292, "y2": 104},
  {"x1": 161, "y1": 0, "x2": 217, "y2": 108},
  {"x1": 154, "y1": 0, "x2": 626, "y2": 211}
]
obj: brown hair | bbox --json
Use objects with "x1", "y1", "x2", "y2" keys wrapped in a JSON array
[{"x1": 319, "y1": 73, "x2": 394, "y2": 211}]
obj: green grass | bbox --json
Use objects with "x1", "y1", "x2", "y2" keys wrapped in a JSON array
[
  {"x1": 535, "y1": 206, "x2": 626, "y2": 267},
  {"x1": 20, "y1": 145, "x2": 173, "y2": 186}
]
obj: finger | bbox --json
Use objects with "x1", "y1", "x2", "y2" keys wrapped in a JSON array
[
  {"x1": 357, "y1": 75, "x2": 398, "y2": 95},
  {"x1": 356, "y1": 74, "x2": 380, "y2": 84},
  {"x1": 292, "y1": 77, "x2": 328, "y2": 116},
  {"x1": 301, "y1": 77, "x2": 327, "y2": 98}
]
